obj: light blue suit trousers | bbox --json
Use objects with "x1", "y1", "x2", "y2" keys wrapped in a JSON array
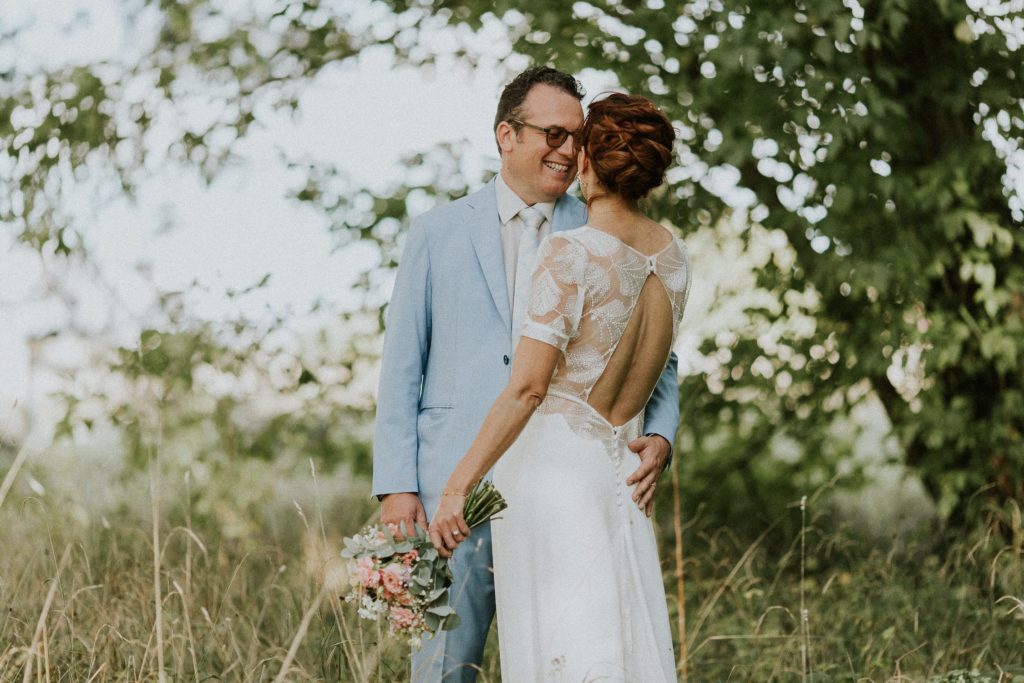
[{"x1": 372, "y1": 179, "x2": 680, "y2": 682}]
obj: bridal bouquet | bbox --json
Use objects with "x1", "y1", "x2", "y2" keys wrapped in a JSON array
[{"x1": 341, "y1": 480, "x2": 507, "y2": 648}]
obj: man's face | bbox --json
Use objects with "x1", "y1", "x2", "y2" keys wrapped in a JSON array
[{"x1": 498, "y1": 84, "x2": 584, "y2": 205}]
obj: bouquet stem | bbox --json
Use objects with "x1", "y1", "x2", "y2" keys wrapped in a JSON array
[{"x1": 462, "y1": 480, "x2": 507, "y2": 529}]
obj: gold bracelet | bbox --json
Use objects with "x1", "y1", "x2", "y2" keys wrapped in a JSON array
[{"x1": 442, "y1": 490, "x2": 466, "y2": 497}]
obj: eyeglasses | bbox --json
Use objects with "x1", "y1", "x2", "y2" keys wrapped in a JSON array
[{"x1": 508, "y1": 118, "x2": 578, "y2": 148}]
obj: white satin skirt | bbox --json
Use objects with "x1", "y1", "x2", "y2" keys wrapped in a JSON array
[{"x1": 492, "y1": 409, "x2": 676, "y2": 683}]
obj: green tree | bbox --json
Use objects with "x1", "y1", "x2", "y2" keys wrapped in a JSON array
[
  {"x1": 345, "y1": 0, "x2": 1024, "y2": 528},
  {"x1": 474, "y1": 0, "x2": 1024, "y2": 526},
  {"x1": 3, "y1": 0, "x2": 1021, "y2": 528}
]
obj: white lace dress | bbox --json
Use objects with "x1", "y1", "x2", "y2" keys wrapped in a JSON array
[{"x1": 492, "y1": 226, "x2": 691, "y2": 683}]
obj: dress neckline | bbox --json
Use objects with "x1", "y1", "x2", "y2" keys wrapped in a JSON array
[{"x1": 582, "y1": 224, "x2": 677, "y2": 259}]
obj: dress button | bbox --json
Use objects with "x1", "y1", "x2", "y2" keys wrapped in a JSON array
[{"x1": 503, "y1": 355, "x2": 510, "y2": 365}]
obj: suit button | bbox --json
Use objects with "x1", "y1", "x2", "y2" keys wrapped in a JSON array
[{"x1": 503, "y1": 355, "x2": 510, "y2": 365}]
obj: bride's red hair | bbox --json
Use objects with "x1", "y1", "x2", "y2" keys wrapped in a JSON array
[{"x1": 577, "y1": 93, "x2": 675, "y2": 202}]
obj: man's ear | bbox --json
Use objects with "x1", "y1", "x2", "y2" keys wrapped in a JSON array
[{"x1": 496, "y1": 121, "x2": 517, "y2": 155}]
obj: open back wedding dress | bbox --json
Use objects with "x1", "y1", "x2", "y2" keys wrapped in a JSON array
[{"x1": 492, "y1": 225, "x2": 691, "y2": 682}]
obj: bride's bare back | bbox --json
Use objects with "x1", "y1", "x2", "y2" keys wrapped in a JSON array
[
  {"x1": 589, "y1": 272, "x2": 675, "y2": 425},
  {"x1": 522, "y1": 223, "x2": 690, "y2": 441}
]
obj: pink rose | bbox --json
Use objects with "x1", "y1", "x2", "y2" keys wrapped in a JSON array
[
  {"x1": 381, "y1": 563, "x2": 410, "y2": 594},
  {"x1": 389, "y1": 606, "x2": 419, "y2": 630},
  {"x1": 355, "y1": 557, "x2": 379, "y2": 589},
  {"x1": 401, "y1": 550, "x2": 419, "y2": 566}
]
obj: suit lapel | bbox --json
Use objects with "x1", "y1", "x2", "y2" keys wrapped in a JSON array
[
  {"x1": 552, "y1": 192, "x2": 588, "y2": 233},
  {"x1": 468, "y1": 180, "x2": 512, "y2": 331},
  {"x1": 467, "y1": 183, "x2": 586, "y2": 331}
]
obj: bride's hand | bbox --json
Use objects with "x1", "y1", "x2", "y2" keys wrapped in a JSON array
[{"x1": 428, "y1": 493, "x2": 471, "y2": 558}]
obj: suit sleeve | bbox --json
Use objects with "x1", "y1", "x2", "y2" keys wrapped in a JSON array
[
  {"x1": 642, "y1": 351, "x2": 680, "y2": 463},
  {"x1": 372, "y1": 223, "x2": 431, "y2": 497}
]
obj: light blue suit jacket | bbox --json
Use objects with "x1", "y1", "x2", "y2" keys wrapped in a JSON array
[{"x1": 372, "y1": 179, "x2": 680, "y2": 516}]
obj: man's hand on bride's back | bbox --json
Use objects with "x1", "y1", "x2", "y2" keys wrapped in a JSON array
[
  {"x1": 626, "y1": 435, "x2": 671, "y2": 517},
  {"x1": 380, "y1": 492, "x2": 427, "y2": 539}
]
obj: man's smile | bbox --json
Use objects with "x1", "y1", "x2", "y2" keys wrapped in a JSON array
[{"x1": 542, "y1": 160, "x2": 571, "y2": 174}]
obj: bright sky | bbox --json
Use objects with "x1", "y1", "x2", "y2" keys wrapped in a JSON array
[{"x1": 0, "y1": 2, "x2": 624, "y2": 437}]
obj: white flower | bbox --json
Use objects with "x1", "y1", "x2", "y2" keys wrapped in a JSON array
[{"x1": 359, "y1": 595, "x2": 386, "y2": 618}]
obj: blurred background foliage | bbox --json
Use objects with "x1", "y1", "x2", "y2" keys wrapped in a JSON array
[
  {"x1": 2, "y1": 1, "x2": 1024, "y2": 679},
  {"x1": 2, "y1": 0, "x2": 1022, "y2": 543}
]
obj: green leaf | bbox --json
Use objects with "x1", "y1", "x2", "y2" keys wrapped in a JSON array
[{"x1": 426, "y1": 604, "x2": 455, "y2": 617}]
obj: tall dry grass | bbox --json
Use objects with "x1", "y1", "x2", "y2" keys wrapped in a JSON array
[{"x1": 0, "y1": 448, "x2": 1021, "y2": 682}]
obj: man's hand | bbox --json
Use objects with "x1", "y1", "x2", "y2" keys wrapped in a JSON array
[
  {"x1": 380, "y1": 492, "x2": 427, "y2": 538},
  {"x1": 626, "y1": 435, "x2": 671, "y2": 517}
]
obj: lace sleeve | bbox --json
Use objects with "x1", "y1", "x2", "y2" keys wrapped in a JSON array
[{"x1": 521, "y1": 234, "x2": 586, "y2": 352}]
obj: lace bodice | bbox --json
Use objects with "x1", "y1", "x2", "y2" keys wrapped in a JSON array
[{"x1": 522, "y1": 226, "x2": 691, "y2": 444}]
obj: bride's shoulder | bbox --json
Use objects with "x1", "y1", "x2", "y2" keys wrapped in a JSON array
[
  {"x1": 548, "y1": 227, "x2": 616, "y2": 256},
  {"x1": 542, "y1": 227, "x2": 589, "y2": 249},
  {"x1": 649, "y1": 221, "x2": 688, "y2": 256},
  {"x1": 671, "y1": 232, "x2": 690, "y2": 257},
  {"x1": 556, "y1": 225, "x2": 614, "y2": 247},
  {"x1": 552, "y1": 225, "x2": 590, "y2": 239},
  {"x1": 668, "y1": 230, "x2": 689, "y2": 250},
  {"x1": 538, "y1": 230, "x2": 594, "y2": 268}
]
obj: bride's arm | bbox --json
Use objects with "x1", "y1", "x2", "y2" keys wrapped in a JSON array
[{"x1": 428, "y1": 337, "x2": 560, "y2": 557}]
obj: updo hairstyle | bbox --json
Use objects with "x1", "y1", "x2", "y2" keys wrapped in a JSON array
[{"x1": 577, "y1": 93, "x2": 675, "y2": 202}]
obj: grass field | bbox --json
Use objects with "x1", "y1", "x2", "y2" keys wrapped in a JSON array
[{"x1": 1, "y1": 447, "x2": 1021, "y2": 682}]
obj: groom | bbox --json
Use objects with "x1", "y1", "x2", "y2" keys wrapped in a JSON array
[{"x1": 372, "y1": 66, "x2": 680, "y2": 681}]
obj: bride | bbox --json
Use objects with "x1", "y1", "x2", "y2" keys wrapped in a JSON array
[{"x1": 429, "y1": 92, "x2": 690, "y2": 682}]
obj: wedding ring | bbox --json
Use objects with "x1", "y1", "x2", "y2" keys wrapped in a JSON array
[{"x1": 453, "y1": 530, "x2": 462, "y2": 537}]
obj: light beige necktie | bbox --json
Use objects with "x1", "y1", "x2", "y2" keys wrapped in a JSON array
[{"x1": 511, "y1": 206, "x2": 545, "y2": 350}]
